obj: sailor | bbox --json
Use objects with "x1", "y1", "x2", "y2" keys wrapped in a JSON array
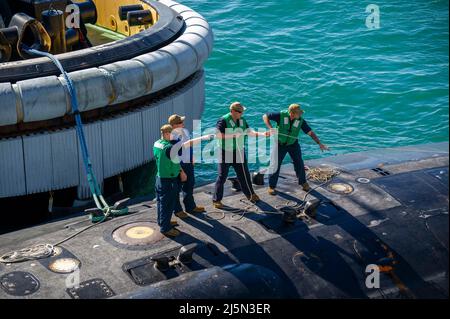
[
  {"x1": 213, "y1": 102, "x2": 270, "y2": 208},
  {"x1": 154, "y1": 124, "x2": 213, "y2": 237},
  {"x1": 169, "y1": 114, "x2": 206, "y2": 217},
  {"x1": 153, "y1": 124, "x2": 184, "y2": 237},
  {"x1": 263, "y1": 103, "x2": 329, "y2": 195}
]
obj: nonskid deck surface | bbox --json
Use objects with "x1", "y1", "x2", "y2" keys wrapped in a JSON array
[{"x1": 0, "y1": 143, "x2": 448, "y2": 299}]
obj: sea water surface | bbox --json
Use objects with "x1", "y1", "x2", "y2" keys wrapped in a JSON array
[{"x1": 181, "y1": 0, "x2": 449, "y2": 184}]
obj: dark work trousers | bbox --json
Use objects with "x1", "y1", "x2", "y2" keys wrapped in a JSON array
[
  {"x1": 269, "y1": 142, "x2": 307, "y2": 189},
  {"x1": 213, "y1": 149, "x2": 255, "y2": 202},
  {"x1": 174, "y1": 162, "x2": 196, "y2": 213},
  {"x1": 156, "y1": 177, "x2": 180, "y2": 233}
]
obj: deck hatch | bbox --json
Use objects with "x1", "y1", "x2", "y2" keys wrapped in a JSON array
[
  {"x1": 66, "y1": 278, "x2": 115, "y2": 299},
  {"x1": 0, "y1": 271, "x2": 40, "y2": 296}
]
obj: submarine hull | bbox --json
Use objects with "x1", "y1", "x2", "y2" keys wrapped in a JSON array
[{"x1": 0, "y1": 143, "x2": 447, "y2": 299}]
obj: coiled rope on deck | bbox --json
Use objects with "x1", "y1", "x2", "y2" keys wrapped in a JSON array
[
  {"x1": 0, "y1": 244, "x2": 54, "y2": 263},
  {"x1": 307, "y1": 166, "x2": 340, "y2": 184}
]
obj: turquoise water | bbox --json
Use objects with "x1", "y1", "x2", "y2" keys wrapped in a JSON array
[{"x1": 182, "y1": 0, "x2": 449, "y2": 184}]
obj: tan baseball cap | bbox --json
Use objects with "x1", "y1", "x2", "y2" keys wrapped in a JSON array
[
  {"x1": 160, "y1": 124, "x2": 173, "y2": 134},
  {"x1": 230, "y1": 102, "x2": 246, "y2": 112},
  {"x1": 288, "y1": 103, "x2": 304, "y2": 114},
  {"x1": 168, "y1": 114, "x2": 186, "y2": 125}
]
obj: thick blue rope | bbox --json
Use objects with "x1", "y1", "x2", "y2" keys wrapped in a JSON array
[{"x1": 26, "y1": 48, "x2": 103, "y2": 202}]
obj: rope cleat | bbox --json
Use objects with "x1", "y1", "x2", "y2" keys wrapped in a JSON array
[
  {"x1": 302, "y1": 199, "x2": 321, "y2": 217},
  {"x1": 280, "y1": 206, "x2": 298, "y2": 224},
  {"x1": 151, "y1": 255, "x2": 170, "y2": 272},
  {"x1": 177, "y1": 243, "x2": 198, "y2": 265},
  {"x1": 111, "y1": 197, "x2": 131, "y2": 217},
  {"x1": 86, "y1": 207, "x2": 105, "y2": 223}
]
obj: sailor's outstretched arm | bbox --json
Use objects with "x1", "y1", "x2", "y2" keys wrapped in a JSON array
[
  {"x1": 216, "y1": 131, "x2": 241, "y2": 140},
  {"x1": 262, "y1": 114, "x2": 273, "y2": 129},
  {"x1": 247, "y1": 128, "x2": 270, "y2": 137},
  {"x1": 182, "y1": 134, "x2": 215, "y2": 148},
  {"x1": 307, "y1": 131, "x2": 329, "y2": 151}
]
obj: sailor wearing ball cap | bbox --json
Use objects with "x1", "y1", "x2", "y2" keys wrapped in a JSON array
[
  {"x1": 263, "y1": 103, "x2": 329, "y2": 195},
  {"x1": 212, "y1": 102, "x2": 270, "y2": 208}
]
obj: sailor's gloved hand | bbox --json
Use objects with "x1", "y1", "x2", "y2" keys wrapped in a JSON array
[
  {"x1": 254, "y1": 131, "x2": 271, "y2": 138},
  {"x1": 319, "y1": 143, "x2": 329, "y2": 152},
  {"x1": 201, "y1": 134, "x2": 215, "y2": 141}
]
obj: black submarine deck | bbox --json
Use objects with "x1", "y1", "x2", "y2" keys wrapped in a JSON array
[{"x1": 0, "y1": 142, "x2": 448, "y2": 299}]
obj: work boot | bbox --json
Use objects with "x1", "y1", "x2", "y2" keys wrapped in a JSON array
[
  {"x1": 213, "y1": 201, "x2": 224, "y2": 209},
  {"x1": 268, "y1": 187, "x2": 277, "y2": 195},
  {"x1": 190, "y1": 206, "x2": 205, "y2": 214},
  {"x1": 249, "y1": 194, "x2": 260, "y2": 203},
  {"x1": 170, "y1": 219, "x2": 179, "y2": 226},
  {"x1": 163, "y1": 228, "x2": 180, "y2": 238},
  {"x1": 302, "y1": 183, "x2": 311, "y2": 192},
  {"x1": 174, "y1": 211, "x2": 189, "y2": 219}
]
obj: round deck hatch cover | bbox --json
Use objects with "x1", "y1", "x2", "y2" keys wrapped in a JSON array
[
  {"x1": 112, "y1": 222, "x2": 164, "y2": 246},
  {"x1": 49, "y1": 258, "x2": 80, "y2": 273},
  {"x1": 328, "y1": 183, "x2": 354, "y2": 194},
  {"x1": 125, "y1": 226, "x2": 155, "y2": 239}
]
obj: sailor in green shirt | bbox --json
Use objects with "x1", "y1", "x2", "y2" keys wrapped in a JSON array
[
  {"x1": 154, "y1": 124, "x2": 213, "y2": 237},
  {"x1": 263, "y1": 104, "x2": 329, "y2": 195},
  {"x1": 213, "y1": 102, "x2": 270, "y2": 208},
  {"x1": 153, "y1": 124, "x2": 183, "y2": 237}
]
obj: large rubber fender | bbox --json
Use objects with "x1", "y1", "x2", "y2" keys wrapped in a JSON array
[
  {"x1": 176, "y1": 33, "x2": 210, "y2": 70},
  {"x1": 117, "y1": 264, "x2": 288, "y2": 299},
  {"x1": 179, "y1": 14, "x2": 214, "y2": 53},
  {"x1": 0, "y1": 0, "x2": 213, "y2": 126},
  {"x1": 133, "y1": 50, "x2": 178, "y2": 94},
  {"x1": 160, "y1": 41, "x2": 198, "y2": 83},
  {"x1": 0, "y1": 83, "x2": 16, "y2": 125},
  {"x1": 61, "y1": 68, "x2": 115, "y2": 112},
  {"x1": 16, "y1": 76, "x2": 67, "y2": 122},
  {"x1": 100, "y1": 60, "x2": 152, "y2": 104},
  {"x1": 161, "y1": 0, "x2": 214, "y2": 53},
  {"x1": 158, "y1": 0, "x2": 179, "y2": 8}
]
